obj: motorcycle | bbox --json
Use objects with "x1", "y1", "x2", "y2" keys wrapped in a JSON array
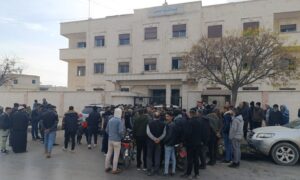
[{"x1": 120, "y1": 129, "x2": 135, "y2": 169}]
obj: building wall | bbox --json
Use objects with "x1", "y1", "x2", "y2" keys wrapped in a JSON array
[{"x1": 60, "y1": 0, "x2": 300, "y2": 109}]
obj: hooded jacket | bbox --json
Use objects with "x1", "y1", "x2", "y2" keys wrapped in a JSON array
[
  {"x1": 106, "y1": 108, "x2": 124, "y2": 142},
  {"x1": 229, "y1": 115, "x2": 244, "y2": 140},
  {"x1": 62, "y1": 110, "x2": 79, "y2": 132}
]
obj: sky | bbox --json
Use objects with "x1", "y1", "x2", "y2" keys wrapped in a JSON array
[{"x1": 0, "y1": 0, "x2": 242, "y2": 86}]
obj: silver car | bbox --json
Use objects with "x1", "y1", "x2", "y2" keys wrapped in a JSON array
[{"x1": 248, "y1": 120, "x2": 300, "y2": 166}]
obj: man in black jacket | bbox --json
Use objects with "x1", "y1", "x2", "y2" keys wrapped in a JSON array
[
  {"x1": 41, "y1": 104, "x2": 58, "y2": 158},
  {"x1": 182, "y1": 109, "x2": 205, "y2": 179},
  {"x1": 31, "y1": 104, "x2": 41, "y2": 141},
  {"x1": 163, "y1": 111, "x2": 177, "y2": 176},
  {"x1": 87, "y1": 106, "x2": 101, "y2": 149},
  {"x1": 146, "y1": 111, "x2": 166, "y2": 176},
  {"x1": 133, "y1": 108, "x2": 149, "y2": 170},
  {"x1": 62, "y1": 106, "x2": 79, "y2": 152},
  {"x1": 0, "y1": 107, "x2": 12, "y2": 154}
]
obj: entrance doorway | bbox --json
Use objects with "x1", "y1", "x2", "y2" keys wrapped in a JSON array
[{"x1": 152, "y1": 89, "x2": 166, "y2": 105}]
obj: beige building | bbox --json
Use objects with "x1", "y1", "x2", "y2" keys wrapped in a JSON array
[
  {"x1": 60, "y1": 0, "x2": 300, "y2": 108},
  {"x1": 0, "y1": 74, "x2": 41, "y2": 91}
]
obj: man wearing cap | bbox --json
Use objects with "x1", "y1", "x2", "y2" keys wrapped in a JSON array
[
  {"x1": 0, "y1": 107, "x2": 12, "y2": 154},
  {"x1": 10, "y1": 105, "x2": 30, "y2": 153}
]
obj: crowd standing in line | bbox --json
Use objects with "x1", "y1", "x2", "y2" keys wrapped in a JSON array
[{"x1": 0, "y1": 98, "x2": 293, "y2": 178}]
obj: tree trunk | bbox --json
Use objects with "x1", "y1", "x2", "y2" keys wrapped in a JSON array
[{"x1": 231, "y1": 88, "x2": 239, "y2": 107}]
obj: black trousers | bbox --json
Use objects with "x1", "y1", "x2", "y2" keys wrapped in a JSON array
[
  {"x1": 64, "y1": 131, "x2": 76, "y2": 150},
  {"x1": 243, "y1": 120, "x2": 249, "y2": 139},
  {"x1": 87, "y1": 127, "x2": 98, "y2": 145},
  {"x1": 101, "y1": 132, "x2": 108, "y2": 153},
  {"x1": 186, "y1": 146, "x2": 200, "y2": 176},
  {"x1": 147, "y1": 140, "x2": 161, "y2": 173},
  {"x1": 208, "y1": 133, "x2": 217, "y2": 164},
  {"x1": 77, "y1": 127, "x2": 88, "y2": 144},
  {"x1": 136, "y1": 136, "x2": 147, "y2": 168},
  {"x1": 199, "y1": 146, "x2": 206, "y2": 168}
]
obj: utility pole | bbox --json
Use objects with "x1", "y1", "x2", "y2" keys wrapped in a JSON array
[
  {"x1": 88, "y1": 0, "x2": 91, "y2": 19},
  {"x1": 163, "y1": 0, "x2": 168, "y2": 5}
]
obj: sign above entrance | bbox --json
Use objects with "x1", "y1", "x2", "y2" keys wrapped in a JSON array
[{"x1": 148, "y1": 4, "x2": 184, "y2": 17}]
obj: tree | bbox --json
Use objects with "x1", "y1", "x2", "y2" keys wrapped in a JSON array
[
  {"x1": 0, "y1": 56, "x2": 23, "y2": 87},
  {"x1": 184, "y1": 30, "x2": 298, "y2": 106}
]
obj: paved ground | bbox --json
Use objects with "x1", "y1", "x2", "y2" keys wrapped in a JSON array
[{"x1": 0, "y1": 131, "x2": 299, "y2": 180}]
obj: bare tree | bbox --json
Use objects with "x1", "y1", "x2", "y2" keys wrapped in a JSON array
[
  {"x1": 0, "y1": 56, "x2": 23, "y2": 87},
  {"x1": 184, "y1": 30, "x2": 298, "y2": 105}
]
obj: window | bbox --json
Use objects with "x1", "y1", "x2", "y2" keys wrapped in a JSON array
[
  {"x1": 242, "y1": 87, "x2": 259, "y2": 91},
  {"x1": 243, "y1": 22, "x2": 259, "y2": 35},
  {"x1": 208, "y1": 25, "x2": 222, "y2": 38},
  {"x1": 207, "y1": 57, "x2": 221, "y2": 71},
  {"x1": 144, "y1": 58, "x2": 157, "y2": 71},
  {"x1": 119, "y1": 34, "x2": 130, "y2": 45},
  {"x1": 95, "y1": 36, "x2": 105, "y2": 47},
  {"x1": 144, "y1": 27, "x2": 157, "y2": 40},
  {"x1": 280, "y1": 24, "x2": 297, "y2": 33},
  {"x1": 94, "y1": 63, "x2": 104, "y2": 74},
  {"x1": 121, "y1": 88, "x2": 130, "y2": 92},
  {"x1": 77, "y1": 66, "x2": 86, "y2": 76},
  {"x1": 172, "y1": 57, "x2": 183, "y2": 70},
  {"x1": 77, "y1": 42, "x2": 86, "y2": 48},
  {"x1": 13, "y1": 79, "x2": 18, "y2": 84},
  {"x1": 118, "y1": 62, "x2": 129, "y2": 73},
  {"x1": 173, "y1": 24, "x2": 186, "y2": 38},
  {"x1": 32, "y1": 80, "x2": 36, "y2": 84}
]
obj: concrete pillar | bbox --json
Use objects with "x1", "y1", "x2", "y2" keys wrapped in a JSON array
[
  {"x1": 166, "y1": 84, "x2": 171, "y2": 107},
  {"x1": 181, "y1": 83, "x2": 188, "y2": 109}
]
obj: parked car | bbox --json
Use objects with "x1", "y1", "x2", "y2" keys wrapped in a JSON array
[
  {"x1": 248, "y1": 119, "x2": 300, "y2": 166},
  {"x1": 79, "y1": 104, "x2": 105, "y2": 122}
]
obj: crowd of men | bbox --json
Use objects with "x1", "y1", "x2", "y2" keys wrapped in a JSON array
[{"x1": 0, "y1": 98, "x2": 292, "y2": 179}]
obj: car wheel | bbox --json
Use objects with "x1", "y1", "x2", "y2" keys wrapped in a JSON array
[{"x1": 271, "y1": 142, "x2": 299, "y2": 166}]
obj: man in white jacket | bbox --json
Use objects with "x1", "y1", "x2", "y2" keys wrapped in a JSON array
[{"x1": 229, "y1": 108, "x2": 244, "y2": 168}]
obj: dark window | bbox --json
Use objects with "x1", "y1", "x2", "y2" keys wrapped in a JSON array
[
  {"x1": 208, "y1": 25, "x2": 222, "y2": 38},
  {"x1": 118, "y1": 62, "x2": 129, "y2": 73},
  {"x1": 32, "y1": 80, "x2": 36, "y2": 84},
  {"x1": 144, "y1": 58, "x2": 157, "y2": 71},
  {"x1": 280, "y1": 24, "x2": 297, "y2": 33},
  {"x1": 173, "y1": 24, "x2": 186, "y2": 38},
  {"x1": 77, "y1": 42, "x2": 86, "y2": 48},
  {"x1": 243, "y1": 22, "x2": 259, "y2": 32},
  {"x1": 145, "y1": 27, "x2": 157, "y2": 40},
  {"x1": 242, "y1": 87, "x2": 259, "y2": 91},
  {"x1": 77, "y1": 66, "x2": 86, "y2": 76},
  {"x1": 13, "y1": 79, "x2": 18, "y2": 84},
  {"x1": 207, "y1": 57, "x2": 221, "y2": 71},
  {"x1": 279, "y1": 88, "x2": 296, "y2": 91},
  {"x1": 121, "y1": 88, "x2": 130, "y2": 92},
  {"x1": 172, "y1": 57, "x2": 183, "y2": 70},
  {"x1": 93, "y1": 88, "x2": 104, "y2": 91},
  {"x1": 94, "y1": 63, "x2": 104, "y2": 74},
  {"x1": 95, "y1": 36, "x2": 105, "y2": 47},
  {"x1": 119, "y1": 34, "x2": 130, "y2": 45}
]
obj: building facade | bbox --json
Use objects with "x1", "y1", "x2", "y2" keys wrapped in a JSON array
[
  {"x1": 60, "y1": 0, "x2": 300, "y2": 108},
  {"x1": 0, "y1": 74, "x2": 41, "y2": 91}
]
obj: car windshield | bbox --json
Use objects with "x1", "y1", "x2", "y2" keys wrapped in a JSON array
[
  {"x1": 283, "y1": 120, "x2": 300, "y2": 129},
  {"x1": 82, "y1": 106, "x2": 101, "y2": 114},
  {"x1": 82, "y1": 107, "x2": 93, "y2": 114}
]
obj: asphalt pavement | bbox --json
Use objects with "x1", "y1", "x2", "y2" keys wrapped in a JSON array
[{"x1": 0, "y1": 131, "x2": 299, "y2": 180}]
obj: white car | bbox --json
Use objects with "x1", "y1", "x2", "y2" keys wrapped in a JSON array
[
  {"x1": 79, "y1": 104, "x2": 105, "y2": 122},
  {"x1": 248, "y1": 120, "x2": 300, "y2": 166}
]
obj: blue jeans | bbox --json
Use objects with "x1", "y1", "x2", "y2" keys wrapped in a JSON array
[
  {"x1": 223, "y1": 133, "x2": 232, "y2": 161},
  {"x1": 44, "y1": 131, "x2": 56, "y2": 153},
  {"x1": 164, "y1": 145, "x2": 176, "y2": 174}
]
